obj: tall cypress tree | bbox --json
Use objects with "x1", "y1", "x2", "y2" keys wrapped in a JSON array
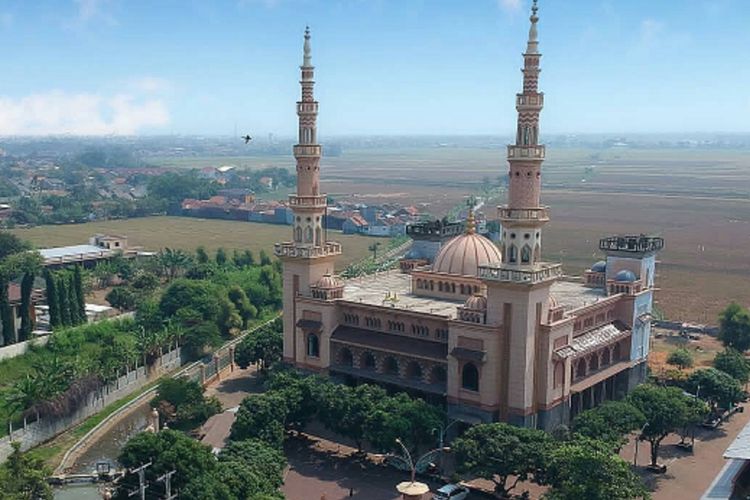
[
  {"x1": 44, "y1": 269, "x2": 60, "y2": 328},
  {"x1": 57, "y1": 273, "x2": 71, "y2": 327},
  {"x1": 0, "y1": 275, "x2": 12, "y2": 345},
  {"x1": 19, "y1": 272, "x2": 34, "y2": 341},
  {"x1": 73, "y1": 265, "x2": 86, "y2": 323},
  {"x1": 67, "y1": 272, "x2": 81, "y2": 325}
]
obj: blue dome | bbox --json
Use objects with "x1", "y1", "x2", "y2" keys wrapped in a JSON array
[
  {"x1": 615, "y1": 270, "x2": 637, "y2": 282},
  {"x1": 590, "y1": 261, "x2": 606, "y2": 273}
]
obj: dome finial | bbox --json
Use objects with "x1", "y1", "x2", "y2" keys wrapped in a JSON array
[
  {"x1": 303, "y1": 26, "x2": 312, "y2": 67},
  {"x1": 527, "y1": 0, "x2": 540, "y2": 54},
  {"x1": 465, "y1": 207, "x2": 476, "y2": 235}
]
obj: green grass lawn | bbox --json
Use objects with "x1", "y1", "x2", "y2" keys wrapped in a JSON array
[{"x1": 11, "y1": 216, "x2": 374, "y2": 269}]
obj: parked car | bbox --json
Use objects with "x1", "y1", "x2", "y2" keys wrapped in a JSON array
[{"x1": 432, "y1": 483, "x2": 470, "y2": 500}]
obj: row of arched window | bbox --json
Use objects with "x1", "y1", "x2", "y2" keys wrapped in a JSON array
[
  {"x1": 416, "y1": 278, "x2": 479, "y2": 296},
  {"x1": 572, "y1": 343, "x2": 623, "y2": 382},
  {"x1": 365, "y1": 317, "x2": 382, "y2": 329},
  {"x1": 572, "y1": 310, "x2": 615, "y2": 333},
  {"x1": 343, "y1": 313, "x2": 359, "y2": 326},
  {"x1": 294, "y1": 226, "x2": 322, "y2": 246},
  {"x1": 411, "y1": 325, "x2": 429, "y2": 337},
  {"x1": 388, "y1": 320, "x2": 405, "y2": 332}
]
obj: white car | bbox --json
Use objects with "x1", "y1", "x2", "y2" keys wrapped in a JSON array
[{"x1": 432, "y1": 483, "x2": 470, "y2": 500}]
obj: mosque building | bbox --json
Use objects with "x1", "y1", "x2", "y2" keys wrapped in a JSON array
[{"x1": 274, "y1": 2, "x2": 664, "y2": 430}]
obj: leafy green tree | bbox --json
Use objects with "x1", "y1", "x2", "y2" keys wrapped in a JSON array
[
  {"x1": 106, "y1": 286, "x2": 137, "y2": 311},
  {"x1": 259, "y1": 249, "x2": 272, "y2": 266},
  {"x1": 159, "y1": 248, "x2": 193, "y2": 281},
  {"x1": 92, "y1": 260, "x2": 117, "y2": 288},
  {"x1": 151, "y1": 378, "x2": 221, "y2": 430},
  {"x1": 714, "y1": 348, "x2": 750, "y2": 384},
  {"x1": 116, "y1": 430, "x2": 217, "y2": 499},
  {"x1": 685, "y1": 368, "x2": 744, "y2": 415},
  {"x1": 135, "y1": 299, "x2": 164, "y2": 334},
  {"x1": 182, "y1": 321, "x2": 222, "y2": 360},
  {"x1": 227, "y1": 285, "x2": 257, "y2": 327},
  {"x1": 234, "y1": 322, "x2": 282, "y2": 371},
  {"x1": 230, "y1": 392, "x2": 289, "y2": 448},
  {"x1": 44, "y1": 269, "x2": 60, "y2": 328},
  {"x1": 543, "y1": 438, "x2": 650, "y2": 500},
  {"x1": 627, "y1": 384, "x2": 707, "y2": 467},
  {"x1": 215, "y1": 247, "x2": 227, "y2": 266},
  {"x1": 719, "y1": 302, "x2": 750, "y2": 352},
  {"x1": 159, "y1": 279, "x2": 221, "y2": 323},
  {"x1": 67, "y1": 272, "x2": 82, "y2": 325},
  {"x1": 243, "y1": 249, "x2": 255, "y2": 267},
  {"x1": 218, "y1": 297, "x2": 243, "y2": 337},
  {"x1": 130, "y1": 270, "x2": 160, "y2": 292},
  {"x1": 453, "y1": 422, "x2": 553, "y2": 498},
  {"x1": 667, "y1": 348, "x2": 694, "y2": 369},
  {"x1": 219, "y1": 439, "x2": 287, "y2": 488},
  {"x1": 0, "y1": 442, "x2": 54, "y2": 500},
  {"x1": 571, "y1": 401, "x2": 646, "y2": 451},
  {"x1": 195, "y1": 246, "x2": 209, "y2": 264},
  {"x1": 366, "y1": 392, "x2": 444, "y2": 454},
  {"x1": 19, "y1": 272, "x2": 35, "y2": 341}
]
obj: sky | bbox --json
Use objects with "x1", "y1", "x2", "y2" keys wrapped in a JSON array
[{"x1": 0, "y1": 0, "x2": 748, "y2": 136}]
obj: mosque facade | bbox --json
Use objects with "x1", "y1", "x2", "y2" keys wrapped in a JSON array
[{"x1": 274, "y1": 3, "x2": 663, "y2": 430}]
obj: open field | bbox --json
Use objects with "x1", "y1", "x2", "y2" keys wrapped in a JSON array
[{"x1": 11, "y1": 217, "x2": 373, "y2": 270}]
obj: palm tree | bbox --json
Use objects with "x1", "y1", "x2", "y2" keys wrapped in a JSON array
[
  {"x1": 158, "y1": 248, "x2": 193, "y2": 281},
  {"x1": 369, "y1": 242, "x2": 382, "y2": 260}
]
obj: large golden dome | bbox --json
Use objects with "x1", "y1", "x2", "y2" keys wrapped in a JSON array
[{"x1": 432, "y1": 212, "x2": 502, "y2": 277}]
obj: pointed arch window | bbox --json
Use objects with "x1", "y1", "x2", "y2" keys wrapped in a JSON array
[
  {"x1": 304, "y1": 226, "x2": 313, "y2": 243},
  {"x1": 295, "y1": 227, "x2": 302, "y2": 243},
  {"x1": 509, "y1": 245, "x2": 518, "y2": 263},
  {"x1": 521, "y1": 245, "x2": 531, "y2": 264}
]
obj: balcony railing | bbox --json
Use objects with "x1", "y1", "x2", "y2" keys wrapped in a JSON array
[
  {"x1": 516, "y1": 94, "x2": 544, "y2": 108},
  {"x1": 507, "y1": 145, "x2": 545, "y2": 159},
  {"x1": 293, "y1": 145, "x2": 321, "y2": 157},
  {"x1": 478, "y1": 262, "x2": 562, "y2": 284},
  {"x1": 274, "y1": 241, "x2": 342, "y2": 259},
  {"x1": 599, "y1": 235, "x2": 664, "y2": 254},
  {"x1": 288, "y1": 194, "x2": 328, "y2": 208},
  {"x1": 498, "y1": 207, "x2": 550, "y2": 222}
]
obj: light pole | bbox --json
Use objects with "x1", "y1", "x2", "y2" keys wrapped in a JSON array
[
  {"x1": 432, "y1": 420, "x2": 459, "y2": 475},
  {"x1": 382, "y1": 438, "x2": 450, "y2": 500}
]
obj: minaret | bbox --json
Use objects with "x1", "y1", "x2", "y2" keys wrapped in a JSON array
[
  {"x1": 499, "y1": 0, "x2": 548, "y2": 268},
  {"x1": 275, "y1": 27, "x2": 341, "y2": 364}
]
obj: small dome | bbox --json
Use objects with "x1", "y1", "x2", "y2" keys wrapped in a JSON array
[
  {"x1": 314, "y1": 274, "x2": 343, "y2": 289},
  {"x1": 591, "y1": 261, "x2": 606, "y2": 273},
  {"x1": 464, "y1": 294, "x2": 487, "y2": 311},
  {"x1": 615, "y1": 270, "x2": 637, "y2": 282}
]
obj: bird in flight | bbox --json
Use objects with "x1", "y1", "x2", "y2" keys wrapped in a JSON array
[{"x1": 242, "y1": 134, "x2": 252, "y2": 144}]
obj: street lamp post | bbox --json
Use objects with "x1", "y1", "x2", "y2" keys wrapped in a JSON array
[
  {"x1": 386, "y1": 438, "x2": 450, "y2": 500},
  {"x1": 432, "y1": 420, "x2": 459, "y2": 475}
]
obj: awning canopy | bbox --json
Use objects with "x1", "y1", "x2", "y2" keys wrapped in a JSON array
[
  {"x1": 555, "y1": 323, "x2": 630, "y2": 360},
  {"x1": 331, "y1": 325, "x2": 447, "y2": 361}
]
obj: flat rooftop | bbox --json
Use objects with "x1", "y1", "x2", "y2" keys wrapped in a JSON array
[
  {"x1": 341, "y1": 272, "x2": 607, "y2": 319},
  {"x1": 343, "y1": 271, "x2": 462, "y2": 319},
  {"x1": 38, "y1": 244, "x2": 112, "y2": 260},
  {"x1": 551, "y1": 279, "x2": 608, "y2": 311}
]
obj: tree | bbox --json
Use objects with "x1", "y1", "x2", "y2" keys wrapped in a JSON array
[
  {"x1": 67, "y1": 272, "x2": 82, "y2": 325},
  {"x1": 106, "y1": 286, "x2": 137, "y2": 311},
  {"x1": 44, "y1": 269, "x2": 60, "y2": 328},
  {"x1": 667, "y1": 348, "x2": 694, "y2": 369},
  {"x1": 453, "y1": 422, "x2": 552, "y2": 497},
  {"x1": 159, "y1": 248, "x2": 193, "y2": 281},
  {"x1": 73, "y1": 265, "x2": 86, "y2": 322},
  {"x1": 159, "y1": 279, "x2": 221, "y2": 323},
  {"x1": 215, "y1": 247, "x2": 227, "y2": 266},
  {"x1": 195, "y1": 246, "x2": 209, "y2": 264},
  {"x1": 182, "y1": 321, "x2": 222, "y2": 360},
  {"x1": 685, "y1": 368, "x2": 744, "y2": 416},
  {"x1": 117, "y1": 430, "x2": 217, "y2": 499},
  {"x1": 719, "y1": 302, "x2": 750, "y2": 352},
  {"x1": 366, "y1": 392, "x2": 444, "y2": 454},
  {"x1": 259, "y1": 249, "x2": 272, "y2": 266},
  {"x1": 234, "y1": 323, "x2": 282, "y2": 371},
  {"x1": 151, "y1": 378, "x2": 221, "y2": 430},
  {"x1": 18, "y1": 272, "x2": 35, "y2": 341},
  {"x1": 627, "y1": 384, "x2": 707, "y2": 467},
  {"x1": 218, "y1": 297, "x2": 243, "y2": 337},
  {"x1": 56, "y1": 273, "x2": 72, "y2": 326},
  {"x1": 714, "y1": 348, "x2": 750, "y2": 384},
  {"x1": 0, "y1": 442, "x2": 54, "y2": 500},
  {"x1": 230, "y1": 392, "x2": 289, "y2": 448},
  {"x1": 543, "y1": 438, "x2": 650, "y2": 500},
  {"x1": 227, "y1": 286, "x2": 257, "y2": 327},
  {"x1": 135, "y1": 299, "x2": 164, "y2": 334},
  {"x1": 572, "y1": 401, "x2": 646, "y2": 451},
  {"x1": 130, "y1": 270, "x2": 160, "y2": 292},
  {"x1": 243, "y1": 249, "x2": 255, "y2": 267},
  {"x1": 219, "y1": 439, "x2": 287, "y2": 488}
]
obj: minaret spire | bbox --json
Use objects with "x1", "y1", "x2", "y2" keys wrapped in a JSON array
[
  {"x1": 303, "y1": 26, "x2": 312, "y2": 67},
  {"x1": 498, "y1": 0, "x2": 548, "y2": 268}
]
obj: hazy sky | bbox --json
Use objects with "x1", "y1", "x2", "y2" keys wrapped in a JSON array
[{"x1": 0, "y1": 0, "x2": 748, "y2": 136}]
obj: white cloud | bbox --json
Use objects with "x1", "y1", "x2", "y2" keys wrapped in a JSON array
[
  {"x1": 0, "y1": 90, "x2": 169, "y2": 136},
  {"x1": 68, "y1": 0, "x2": 116, "y2": 28},
  {"x1": 638, "y1": 18, "x2": 664, "y2": 48},
  {"x1": 498, "y1": 0, "x2": 522, "y2": 12},
  {"x1": 130, "y1": 76, "x2": 172, "y2": 93}
]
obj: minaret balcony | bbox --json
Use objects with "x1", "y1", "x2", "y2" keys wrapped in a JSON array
[
  {"x1": 293, "y1": 144, "x2": 321, "y2": 157},
  {"x1": 498, "y1": 207, "x2": 549, "y2": 223},
  {"x1": 516, "y1": 94, "x2": 544, "y2": 109},
  {"x1": 478, "y1": 262, "x2": 562, "y2": 285},
  {"x1": 297, "y1": 102, "x2": 319, "y2": 114},
  {"x1": 507, "y1": 145, "x2": 545, "y2": 159},
  {"x1": 288, "y1": 194, "x2": 328, "y2": 209},
  {"x1": 274, "y1": 241, "x2": 342, "y2": 259}
]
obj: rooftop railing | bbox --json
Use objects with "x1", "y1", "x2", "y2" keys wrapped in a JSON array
[
  {"x1": 478, "y1": 262, "x2": 562, "y2": 284},
  {"x1": 274, "y1": 241, "x2": 342, "y2": 259}
]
